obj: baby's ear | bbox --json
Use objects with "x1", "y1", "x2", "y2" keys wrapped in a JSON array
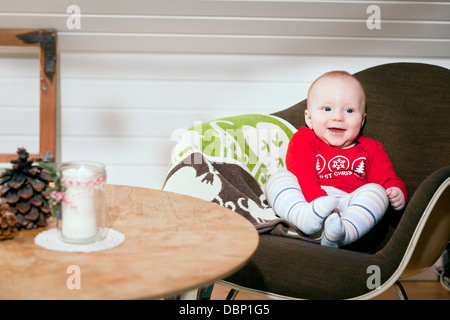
[{"x1": 304, "y1": 109, "x2": 313, "y2": 128}]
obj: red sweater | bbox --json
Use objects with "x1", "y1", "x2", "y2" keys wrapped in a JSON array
[{"x1": 286, "y1": 127, "x2": 407, "y2": 203}]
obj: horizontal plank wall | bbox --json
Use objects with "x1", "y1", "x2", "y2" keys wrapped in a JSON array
[
  {"x1": 1, "y1": 0, "x2": 449, "y2": 188},
  {"x1": 1, "y1": 0, "x2": 449, "y2": 56}
]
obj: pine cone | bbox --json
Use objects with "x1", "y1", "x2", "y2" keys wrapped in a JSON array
[
  {"x1": 0, "y1": 201, "x2": 18, "y2": 240},
  {"x1": 0, "y1": 148, "x2": 52, "y2": 230}
]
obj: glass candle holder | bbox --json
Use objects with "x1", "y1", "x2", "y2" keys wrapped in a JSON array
[{"x1": 57, "y1": 161, "x2": 107, "y2": 244}]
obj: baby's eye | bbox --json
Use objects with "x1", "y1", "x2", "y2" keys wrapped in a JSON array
[
  {"x1": 345, "y1": 108, "x2": 354, "y2": 113},
  {"x1": 323, "y1": 106, "x2": 332, "y2": 111}
]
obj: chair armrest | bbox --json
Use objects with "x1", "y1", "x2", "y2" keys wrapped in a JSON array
[{"x1": 379, "y1": 165, "x2": 450, "y2": 278}]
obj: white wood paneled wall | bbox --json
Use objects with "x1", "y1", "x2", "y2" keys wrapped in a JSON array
[{"x1": 1, "y1": 0, "x2": 449, "y2": 189}]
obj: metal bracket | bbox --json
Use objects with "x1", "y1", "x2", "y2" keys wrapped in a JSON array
[{"x1": 17, "y1": 31, "x2": 56, "y2": 74}]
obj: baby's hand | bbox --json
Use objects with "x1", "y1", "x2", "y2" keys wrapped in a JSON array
[{"x1": 386, "y1": 187, "x2": 406, "y2": 210}]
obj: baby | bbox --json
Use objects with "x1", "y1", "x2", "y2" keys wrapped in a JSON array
[{"x1": 266, "y1": 71, "x2": 407, "y2": 247}]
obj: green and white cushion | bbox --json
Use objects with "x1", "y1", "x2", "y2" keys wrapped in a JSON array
[
  {"x1": 167, "y1": 114, "x2": 296, "y2": 187},
  {"x1": 163, "y1": 114, "x2": 311, "y2": 240}
]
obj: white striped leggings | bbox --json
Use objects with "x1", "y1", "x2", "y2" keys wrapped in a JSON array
[{"x1": 265, "y1": 170, "x2": 389, "y2": 247}]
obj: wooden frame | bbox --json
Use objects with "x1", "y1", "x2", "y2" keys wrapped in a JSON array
[{"x1": 0, "y1": 29, "x2": 57, "y2": 162}]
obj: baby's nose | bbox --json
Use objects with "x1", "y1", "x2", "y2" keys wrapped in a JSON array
[{"x1": 332, "y1": 111, "x2": 344, "y2": 121}]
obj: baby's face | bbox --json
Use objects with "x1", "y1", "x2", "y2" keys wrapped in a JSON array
[{"x1": 305, "y1": 76, "x2": 366, "y2": 148}]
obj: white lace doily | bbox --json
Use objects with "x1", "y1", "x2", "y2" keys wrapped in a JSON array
[{"x1": 34, "y1": 228, "x2": 125, "y2": 253}]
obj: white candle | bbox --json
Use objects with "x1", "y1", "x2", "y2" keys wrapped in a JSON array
[{"x1": 59, "y1": 162, "x2": 105, "y2": 244}]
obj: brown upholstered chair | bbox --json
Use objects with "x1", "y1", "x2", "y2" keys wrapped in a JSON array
[
  {"x1": 220, "y1": 62, "x2": 450, "y2": 299},
  {"x1": 166, "y1": 62, "x2": 450, "y2": 299}
]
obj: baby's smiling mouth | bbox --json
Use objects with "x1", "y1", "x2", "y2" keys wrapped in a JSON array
[{"x1": 328, "y1": 127, "x2": 346, "y2": 134}]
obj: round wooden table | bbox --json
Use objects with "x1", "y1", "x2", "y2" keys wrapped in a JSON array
[{"x1": 0, "y1": 185, "x2": 259, "y2": 299}]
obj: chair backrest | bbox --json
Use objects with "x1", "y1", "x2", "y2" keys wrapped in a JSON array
[{"x1": 272, "y1": 63, "x2": 450, "y2": 277}]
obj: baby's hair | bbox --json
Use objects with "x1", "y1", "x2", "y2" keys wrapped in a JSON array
[{"x1": 307, "y1": 71, "x2": 366, "y2": 109}]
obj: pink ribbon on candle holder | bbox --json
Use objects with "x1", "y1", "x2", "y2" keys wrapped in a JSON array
[
  {"x1": 50, "y1": 191, "x2": 76, "y2": 209},
  {"x1": 60, "y1": 176, "x2": 107, "y2": 187},
  {"x1": 52, "y1": 176, "x2": 107, "y2": 210}
]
